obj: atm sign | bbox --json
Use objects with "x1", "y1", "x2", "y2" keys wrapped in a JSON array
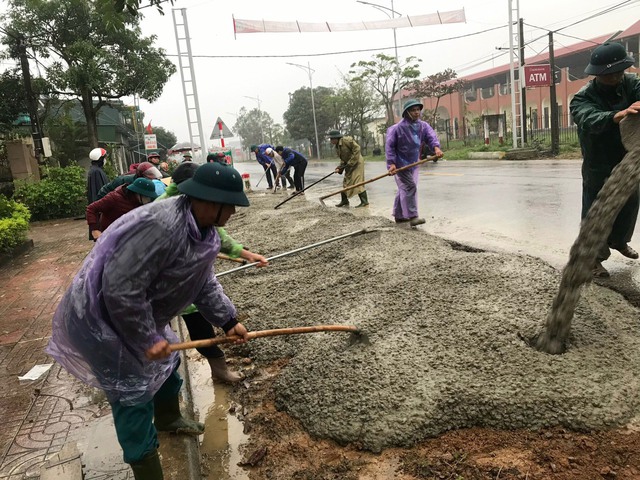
[{"x1": 524, "y1": 64, "x2": 552, "y2": 87}]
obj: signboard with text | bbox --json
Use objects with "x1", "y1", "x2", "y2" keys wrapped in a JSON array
[
  {"x1": 144, "y1": 134, "x2": 157, "y2": 150},
  {"x1": 524, "y1": 64, "x2": 552, "y2": 87}
]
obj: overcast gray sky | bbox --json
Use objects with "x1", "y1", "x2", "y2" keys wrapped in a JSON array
[{"x1": 17, "y1": 1, "x2": 640, "y2": 148}]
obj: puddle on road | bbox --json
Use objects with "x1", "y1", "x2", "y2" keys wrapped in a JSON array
[{"x1": 187, "y1": 355, "x2": 249, "y2": 480}]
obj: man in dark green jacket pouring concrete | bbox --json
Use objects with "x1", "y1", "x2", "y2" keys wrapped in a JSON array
[{"x1": 570, "y1": 42, "x2": 640, "y2": 278}]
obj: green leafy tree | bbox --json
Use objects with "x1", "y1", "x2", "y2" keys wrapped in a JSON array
[
  {"x1": 2, "y1": 0, "x2": 176, "y2": 148},
  {"x1": 335, "y1": 77, "x2": 379, "y2": 151},
  {"x1": 349, "y1": 53, "x2": 421, "y2": 127},
  {"x1": 233, "y1": 107, "x2": 278, "y2": 149},
  {"x1": 0, "y1": 70, "x2": 28, "y2": 133},
  {"x1": 283, "y1": 86, "x2": 335, "y2": 157},
  {"x1": 411, "y1": 68, "x2": 467, "y2": 125},
  {"x1": 0, "y1": 68, "x2": 53, "y2": 134}
]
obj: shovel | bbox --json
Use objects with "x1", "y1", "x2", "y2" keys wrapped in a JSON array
[
  {"x1": 169, "y1": 325, "x2": 369, "y2": 352},
  {"x1": 255, "y1": 160, "x2": 275, "y2": 188},
  {"x1": 319, "y1": 156, "x2": 436, "y2": 206},
  {"x1": 274, "y1": 170, "x2": 336, "y2": 209}
]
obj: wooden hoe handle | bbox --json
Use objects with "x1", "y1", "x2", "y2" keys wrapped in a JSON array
[{"x1": 169, "y1": 325, "x2": 359, "y2": 351}]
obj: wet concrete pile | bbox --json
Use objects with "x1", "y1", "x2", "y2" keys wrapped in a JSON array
[{"x1": 218, "y1": 192, "x2": 640, "y2": 453}]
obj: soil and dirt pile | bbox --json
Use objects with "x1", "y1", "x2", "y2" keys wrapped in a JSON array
[{"x1": 218, "y1": 192, "x2": 640, "y2": 453}]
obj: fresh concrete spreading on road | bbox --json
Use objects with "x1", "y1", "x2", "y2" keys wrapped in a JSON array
[{"x1": 218, "y1": 192, "x2": 640, "y2": 453}]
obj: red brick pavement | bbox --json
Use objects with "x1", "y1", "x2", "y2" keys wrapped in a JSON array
[{"x1": 0, "y1": 219, "x2": 199, "y2": 480}]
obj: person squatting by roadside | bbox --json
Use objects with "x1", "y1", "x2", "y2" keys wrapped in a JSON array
[
  {"x1": 47, "y1": 162, "x2": 252, "y2": 479},
  {"x1": 275, "y1": 145, "x2": 307, "y2": 194},
  {"x1": 570, "y1": 42, "x2": 640, "y2": 278},
  {"x1": 87, "y1": 177, "x2": 159, "y2": 241},
  {"x1": 328, "y1": 130, "x2": 369, "y2": 208},
  {"x1": 385, "y1": 99, "x2": 444, "y2": 227},
  {"x1": 156, "y1": 162, "x2": 268, "y2": 383},
  {"x1": 264, "y1": 147, "x2": 295, "y2": 190},
  {"x1": 97, "y1": 162, "x2": 162, "y2": 200}
]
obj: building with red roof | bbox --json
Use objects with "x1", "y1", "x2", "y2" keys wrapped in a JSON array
[{"x1": 412, "y1": 20, "x2": 640, "y2": 144}]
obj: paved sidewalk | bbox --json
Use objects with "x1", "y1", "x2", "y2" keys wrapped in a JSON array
[{"x1": 0, "y1": 219, "x2": 199, "y2": 479}]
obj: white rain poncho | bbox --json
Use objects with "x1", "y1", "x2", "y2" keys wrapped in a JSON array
[{"x1": 46, "y1": 196, "x2": 236, "y2": 405}]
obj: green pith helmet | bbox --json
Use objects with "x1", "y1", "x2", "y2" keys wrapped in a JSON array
[
  {"x1": 127, "y1": 178, "x2": 159, "y2": 199},
  {"x1": 327, "y1": 130, "x2": 343, "y2": 139},
  {"x1": 402, "y1": 99, "x2": 423, "y2": 116},
  {"x1": 249, "y1": 145, "x2": 258, "y2": 151},
  {"x1": 177, "y1": 162, "x2": 250, "y2": 207},
  {"x1": 585, "y1": 42, "x2": 635, "y2": 76}
]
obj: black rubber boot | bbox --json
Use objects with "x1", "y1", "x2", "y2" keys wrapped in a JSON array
[
  {"x1": 130, "y1": 449, "x2": 164, "y2": 480},
  {"x1": 154, "y1": 395, "x2": 204, "y2": 436},
  {"x1": 336, "y1": 192, "x2": 349, "y2": 207},
  {"x1": 355, "y1": 191, "x2": 369, "y2": 208}
]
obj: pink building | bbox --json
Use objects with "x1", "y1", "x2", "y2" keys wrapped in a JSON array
[{"x1": 407, "y1": 20, "x2": 640, "y2": 142}]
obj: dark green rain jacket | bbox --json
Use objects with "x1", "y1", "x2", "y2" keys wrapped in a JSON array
[{"x1": 570, "y1": 73, "x2": 640, "y2": 189}]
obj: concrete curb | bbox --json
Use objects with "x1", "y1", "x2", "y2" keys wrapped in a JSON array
[{"x1": 175, "y1": 318, "x2": 202, "y2": 480}]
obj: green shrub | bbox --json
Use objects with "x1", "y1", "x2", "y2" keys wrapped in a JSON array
[
  {"x1": 0, "y1": 195, "x2": 31, "y2": 252},
  {"x1": 13, "y1": 166, "x2": 86, "y2": 220}
]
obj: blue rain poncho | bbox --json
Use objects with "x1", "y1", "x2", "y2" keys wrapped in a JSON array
[{"x1": 46, "y1": 196, "x2": 237, "y2": 405}]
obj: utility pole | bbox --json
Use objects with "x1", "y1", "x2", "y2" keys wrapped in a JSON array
[
  {"x1": 549, "y1": 31, "x2": 559, "y2": 156},
  {"x1": 519, "y1": 18, "x2": 527, "y2": 144},
  {"x1": 17, "y1": 35, "x2": 43, "y2": 163},
  {"x1": 286, "y1": 62, "x2": 321, "y2": 159}
]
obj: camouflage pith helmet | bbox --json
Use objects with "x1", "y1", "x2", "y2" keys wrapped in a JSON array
[
  {"x1": 177, "y1": 163, "x2": 249, "y2": 207},
  {"x1": 402, "y1": 99, "x2": 423, "y2": 116},
  {"x1": 585, "y1": 42, "x2": 635, "y2": 76}
]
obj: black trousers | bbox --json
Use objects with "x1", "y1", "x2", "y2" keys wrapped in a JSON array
[
  {"x1": 181, "y1": 311, "x2": 224, "y2": 358},
  {"x1": 292, "y1": 160, "x2": 307, "y2": 191}
]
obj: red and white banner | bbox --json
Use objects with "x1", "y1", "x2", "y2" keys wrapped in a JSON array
[{"x1": 233, "y1": 9, "x2": 466, "y2": 35}]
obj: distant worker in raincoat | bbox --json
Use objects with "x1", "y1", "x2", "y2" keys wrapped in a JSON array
[
  {"x1": 97, "y1": 162, "x2": 162, "y2": 200},
  {"x1": 385, "y1": 99, "x2": 444, "y2": 227},
  {"x1": 264, "y1": 147, "x2": 294, "y2": 190},
  {"x1": 86, "y1": 178, "x2": 159, "y2": 240},
  {"x1": 86, "y1": 147, "x2": 109, "y2": 240},
  {"x1": 87, "y1": 147, "x2": 109, "y2": 204},
  {"x1": 250, "y1": 144, "x2": 278, "y2": 189},
  {"x1": 275, "y1": 145, "x2": 307, "y2": 193},
  {"x1": 328, "y1": 130, "x2": 368, "y2": 208},
  {"x1": 47, "y1": 162, "x2": 251, "y2": 480}
]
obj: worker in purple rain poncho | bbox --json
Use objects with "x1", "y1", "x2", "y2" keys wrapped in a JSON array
[
  {"x1": 46, "y1": 162, "x2": 251, "y2": 480},
  {"x1": 385, "y1": 99, "x2": 444, "y2": 227}
]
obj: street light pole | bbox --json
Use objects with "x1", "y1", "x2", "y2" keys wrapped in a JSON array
[
  {"x1": 357, "y1": 0, "x2": 403, "y2": 121},
  {"x1": 286, "y1": 62, "x2": 321, "y2": 159},
  {"x1": 243, "y1": 95, "x2": 264, "y2": 143}
]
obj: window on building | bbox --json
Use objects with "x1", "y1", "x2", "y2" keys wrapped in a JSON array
[{"x1": 481, "y1": 86, "x2": 495, "y2": 99}]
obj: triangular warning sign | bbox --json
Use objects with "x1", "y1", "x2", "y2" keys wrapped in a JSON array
[{"x1": 209, "y1": 117, "x2": 234, "y2": 139}]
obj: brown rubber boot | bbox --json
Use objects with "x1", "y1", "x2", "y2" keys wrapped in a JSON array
[{"x1": 207, "y1": 357, "x2": 243, "y2": 383}]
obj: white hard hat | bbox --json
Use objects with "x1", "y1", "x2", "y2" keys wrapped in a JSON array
[
  {"x1": 89, "y1": 147, "x2": 107, "y2": 161},
  {"x1": 265, "y1": 148, "x2": 273, "y2": 155}
]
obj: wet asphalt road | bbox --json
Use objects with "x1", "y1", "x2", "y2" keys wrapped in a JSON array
[{"x1": 236, "y1": 158, "x2": 640, "y2": 306}]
